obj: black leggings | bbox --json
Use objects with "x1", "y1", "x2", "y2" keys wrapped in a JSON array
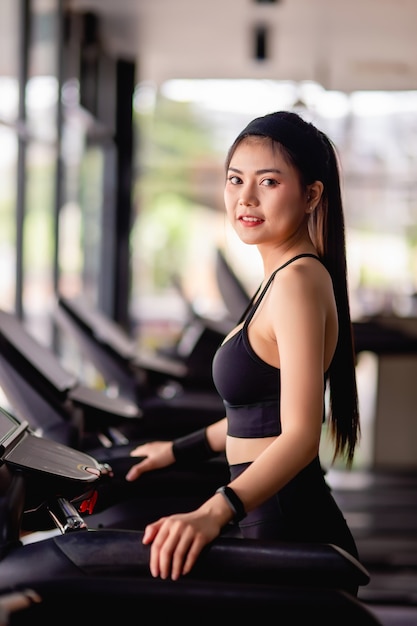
[{"x1": 229, "y1": 457, "x2": 359, "y2": 560}]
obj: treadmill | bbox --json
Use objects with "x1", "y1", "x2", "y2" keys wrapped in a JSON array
[
  {"x1": 0, "y1": 405, "x2": 378, "y2": 626},
  {"x1": 0, "y1": 308, "x2": 226, "y2": 446}
]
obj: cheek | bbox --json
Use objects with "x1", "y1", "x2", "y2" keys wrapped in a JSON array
[{"x1": 223, "y1": 188, "x2": 233, "y2": 211}]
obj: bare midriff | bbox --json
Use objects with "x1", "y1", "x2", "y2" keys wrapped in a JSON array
[{"x1": 226, "y1": 435, "x2": 277, "y2": 464}]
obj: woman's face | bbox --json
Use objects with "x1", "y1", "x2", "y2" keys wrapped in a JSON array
[{"x1": 224, "y1": 136, "x2": 310, "y2": 249}]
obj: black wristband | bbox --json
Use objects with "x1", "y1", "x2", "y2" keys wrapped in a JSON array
[
  {"x1": 172, "y1": 428, "x2": 217, "y2": 466},
  {"x1": 216, "y1": 485, "x2": 246, "y2": 522}
]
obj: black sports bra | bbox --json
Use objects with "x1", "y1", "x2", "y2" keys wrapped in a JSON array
[{"x1": 212, "y1": 253, "x2": 321, "y2": 438}]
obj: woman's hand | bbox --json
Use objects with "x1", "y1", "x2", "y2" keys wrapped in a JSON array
[
  {"x1": 125, "y1": 440, "x2": 175, "y2": 481},
  {"x1": 142, "y1": 495, "x2": 231, "y2": 580}
]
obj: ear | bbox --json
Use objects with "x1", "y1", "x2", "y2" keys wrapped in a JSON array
[{"x1": 306, "y1": 181, "x2": 324, "y2": 213}]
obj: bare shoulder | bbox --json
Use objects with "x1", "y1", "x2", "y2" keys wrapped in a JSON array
[
  {"x1": 264, "y1": 258, "x2": 335, "y2": 330},
  {"x1": 275, "y1": 256, "x2": 332, "y2": 296}
]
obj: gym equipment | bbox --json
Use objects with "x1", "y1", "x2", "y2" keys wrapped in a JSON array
[
  {"x1": 0, "y1": 308, "x2": 225, "y2": 448},
  {"x1": 0, "y1": 405, "x2": 379, "y2": 626}
]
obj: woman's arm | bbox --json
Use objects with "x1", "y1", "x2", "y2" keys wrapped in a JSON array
[
  {"x1": 141, "y1": 262, "x2": 332, "y2": 578},
  {"x1": 227, "y1": 263, "x2": 329, "y2": 509},
  {"x1": 206, "y1": 417, "x2": 228, "y2": 452}
]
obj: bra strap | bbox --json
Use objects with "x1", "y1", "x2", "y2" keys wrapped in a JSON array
[{"x1": 242, "y1": 253, "x2": 321, "y2": 325}]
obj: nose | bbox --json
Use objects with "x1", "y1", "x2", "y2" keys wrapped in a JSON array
[{"x1": 239, "y1": 184, "x2": 258, "y2": 207}]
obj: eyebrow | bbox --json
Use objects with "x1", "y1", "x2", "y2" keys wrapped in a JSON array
[{"x1": 227, "y1": 166, "x2": 283, "y2": 175}]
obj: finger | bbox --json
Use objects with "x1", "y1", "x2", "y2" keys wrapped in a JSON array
[
  {"x1": 181, "y1": 534, "x2": 206, "y2": 577},
  {"x1": 153, "y1": 520, "x2": 197, "y2": 581},
  {"x1": 169, "y1": 526, "x2": 197, "y2": 580},
  {"x1": 148, "y1": 521, "x2": 173, "y2": 578},
  {"x1": 142, "y1": 519, "x2": 164, "y2": 545},
  {"x1": 130, "y1": 445, "x2": 146, "y2": 457},
  {"x1": 125, "y1": 459, "x2": 149, "y2": 481}
]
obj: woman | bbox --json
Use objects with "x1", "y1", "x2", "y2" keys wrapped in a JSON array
[{"x1": 125, "y1": 110, "x2": 360, "y2": 582}]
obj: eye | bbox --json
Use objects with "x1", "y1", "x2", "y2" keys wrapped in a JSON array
[
  {"x1": 261, "y1": 178, "x2": 278, "y2": 187},
  {"x1": 227, "y1": 175, "x2": 242, "y2": 185}
]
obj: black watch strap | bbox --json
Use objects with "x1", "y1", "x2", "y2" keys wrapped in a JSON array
[{"x1": 216, "y1": 485, "x2": 246, "y2": 522}]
